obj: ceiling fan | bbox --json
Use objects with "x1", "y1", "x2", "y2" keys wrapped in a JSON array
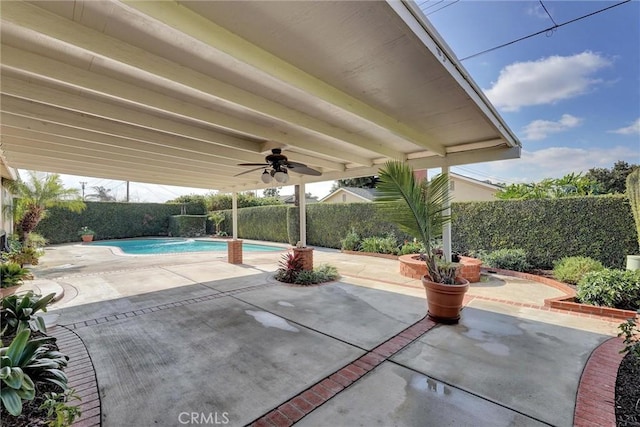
[{"x1": 235, "y1": 148, "x2": 321, "y2": 184}]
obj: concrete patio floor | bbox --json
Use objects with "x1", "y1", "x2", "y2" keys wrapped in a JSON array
[{"x1": 32, "y1": 242, "x2": 620, "y2": 427}]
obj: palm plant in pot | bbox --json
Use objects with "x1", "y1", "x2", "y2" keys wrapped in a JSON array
[
  {"x1": 626, "y1": 168, "x2": 640, "y2": 270},
  {"x1": 376, "y1": 161, "x2": 468, "y2": 324}
]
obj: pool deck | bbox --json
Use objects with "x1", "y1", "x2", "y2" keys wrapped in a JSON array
[{"x1": 23, "y1": 241, "x2": 626, "y2": 427}]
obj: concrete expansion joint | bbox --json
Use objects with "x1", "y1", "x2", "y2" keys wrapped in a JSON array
[{"x1": 247, "y1": 316, "x2": 438, "y2": 427}]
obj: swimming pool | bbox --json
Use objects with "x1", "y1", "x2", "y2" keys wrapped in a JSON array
[{"x1": 88, "y1": 239, "x2": 283, "y2": 255}]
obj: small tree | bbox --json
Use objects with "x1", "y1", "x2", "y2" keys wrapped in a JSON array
[
  {"x1": 207, "y1": 211, "x2": 225, "y2": 235},
  {"x1": 6, "y1": 171, "x2": 85, "y2": 242}
]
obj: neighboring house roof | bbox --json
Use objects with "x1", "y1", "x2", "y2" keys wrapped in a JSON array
[
  {"x1": 450, "y1": 172, "x2": 500, "y2": 191},
  {"x1": 319, "y1": 187, "x2": 379, "y2": 202}
]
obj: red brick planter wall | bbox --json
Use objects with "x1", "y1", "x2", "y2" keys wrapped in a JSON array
[
  {"x1": 398, "y1": 254, "x2": 481, "y2": 283},
  {"x1": 341, "y1": 250, "x2": 399, "y2": 260},
  {"x1": 293, "y1": 247, "x2": 314, "y2": 271},
  {"x1": 227, "y1": 239, "x2": 243, "y2": 264}
]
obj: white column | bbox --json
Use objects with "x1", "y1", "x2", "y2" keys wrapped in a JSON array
[
  {"x1": 232, "y1": 191, "x2": 238, "y2": 240},
  {"x1": 299, "y1": 183, "x2": 307, "y2": 247},
  {"x1": 442, "y1": 166, "x2": 452, "y2": 262}
]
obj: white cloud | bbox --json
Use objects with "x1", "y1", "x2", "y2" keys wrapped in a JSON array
[
  {"x1": 609, "y1": 118, "x2": 640, "y2": 135},
  {"x1": 522, "y1": 114, "x2": 583, "y2": 141},
  {"x1": 484, "y1": 52, "x2": 612, "y2": 112},
  {"x1": 472, "y1": 145, "x2": 638, "y2": 183},
  {"x1": 527, "y1": 4, "x2": 550, "y2": 20}
]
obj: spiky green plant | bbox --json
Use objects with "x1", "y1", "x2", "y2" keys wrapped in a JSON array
[
  {"x1": 627, "y1": 169, "x2": 640, "y2": 251},
  {"x1": 375, "y1": 161, "x2": 453, "y2": 283}
]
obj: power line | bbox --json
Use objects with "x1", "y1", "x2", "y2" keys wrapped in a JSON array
[
  {"x1": 425, "y1": 0, "x2": 460, "y2": 16},
  {"x1": 539, "y1": 0, "x2": 558, "y2": 27},
  {"x1": 460, "y1": 0, "x2": 631, "y2": 61}
]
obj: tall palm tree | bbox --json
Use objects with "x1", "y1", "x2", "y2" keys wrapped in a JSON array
[
  {"x1": 375, "y1": 161, "x2": 453, "y2": 283},
  {"x1": 6, "y1": 171, "x2": 86, "y2": 242}
]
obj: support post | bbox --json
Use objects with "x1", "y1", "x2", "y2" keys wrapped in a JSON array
[
  {"x1": 442, "y1": 166, "x2": 452, "y2": 263},
  {"x1": 298, "y1": 183, "x2": 307, "y2": 247},
  {"x1": 227, "y1": 192, "x2": 242, "y2": 264}
]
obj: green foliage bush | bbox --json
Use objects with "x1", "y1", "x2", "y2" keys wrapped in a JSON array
[
  {"x1": 340, "y1": 229, "x2": 361, "y2": 251},
  {"x1": 1, "y1": 291, "x2": 56, "y2": 335},
  {"x1": 480, "y1": 248, "x2": 531, "y2": 272},
  {"x1": 398, "y1": 239, "x2": 425, "y2": 255},
  {"x1": 0, "y1": 263, "x2": 32, "y2": 288},
  {"x1": 553, "y1": 256, "x2": 604, "y2": 285},
  {"x1": 452, "y1": 196, "x2": 636, "y2": 269},
  {"x1": 618, "y1": 313, "x2": 640, "y2": 363},
  {"x1": 577, "y1": 269, "x2": 640, "y2": 310},
  {"x1": 360, "y1": 234, "x2": 399, "y2": 255}
]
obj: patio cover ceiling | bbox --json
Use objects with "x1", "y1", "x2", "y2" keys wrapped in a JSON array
[{"x1": 0, "y1": 0, "x2": 520, "y2": 193}]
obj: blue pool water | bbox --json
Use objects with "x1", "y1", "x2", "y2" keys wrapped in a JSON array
[{"x1": 89, "y1": 239, "x2": 283, "y2": 255}]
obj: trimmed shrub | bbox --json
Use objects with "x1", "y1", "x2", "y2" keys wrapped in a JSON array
[
  {"x1": 553, "y1": 256, "x2": 604, "y2": 285},
  {"x1": 577, "y1": 269, "x2": 640, "y2": 310},
  {"x1": 36, "y1": 201, "x2": 205, "y2": 244},
  {"x1": 481, "y1": 248, "x2": 531, "y2": 272},
  {"x1": 340, "y1": 229, "x2": 361, "y2": 251},
  {"x1": 452, "y1": 196, "x2": 636, "y2": 269},
  {"x1": 360, "y1": 234, "x2": 399, "y2": 254}
]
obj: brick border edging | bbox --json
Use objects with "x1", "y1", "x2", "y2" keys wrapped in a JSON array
[
  {"x1": 573, "y1": 337, "x2": 625, "y2": 427},
  {"x1": 49, "y1": 325, "x2": 101, "y2": 427},
  {"x1": 481, "y1": 267, "x2": 637, "y2": 321},
  {"x1": 248, "y1": 317, "x2": 437, "y2": 427}
]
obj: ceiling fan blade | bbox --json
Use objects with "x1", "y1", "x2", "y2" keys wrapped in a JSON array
[
  {"x1": 287, "y1": 163, "x2": 322, "y2": 176},
  {"x1": 234, "y1": 166, "x2": 266, "y2": 177},
  {"x1": 237, "y1": 163, "x2": 270, "y2": 166}
]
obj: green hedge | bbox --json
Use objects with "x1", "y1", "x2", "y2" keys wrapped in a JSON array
[
  {"x1": 452, "y1": 195, "x2": 636, "y2": 269},
  {"x1": 35, "y1": 197, "x2": 635, "y2": 270},
  {"x1": 36, "y1": 201, "x2": 205, "y2": 244},
  {"x1": 168, "y1": 215, "x2": 207, "y2": 237}
]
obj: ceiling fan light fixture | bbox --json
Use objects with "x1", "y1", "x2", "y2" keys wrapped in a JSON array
[
  {"x1": 273, "y1": 169, "x2": 289, "y2": 184},
  {"x1": 261, "y1": 169, "x2": 272, "y2": 184}
]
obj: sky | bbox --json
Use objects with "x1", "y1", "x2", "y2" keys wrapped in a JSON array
[{"x1": 50, "y1": 0, "x2": 640, "y2": 202}]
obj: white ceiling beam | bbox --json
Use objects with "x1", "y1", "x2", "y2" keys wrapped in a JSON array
[
  {"x1": 0, "y1": 46, "x2": 349, "y2": 170},
  {"x1": 0, "y1": 127, "x2": 237, "y2": 173},
  {"x1": 122, "y1": 0, "x2": 445, "y2": 156},
  {"x1": 1, "y1": 143, "x2": 240, "y2": 184},
  {"x1": 0, "y1": 97, "x2": 281, "y2": 166},
  {"x1": 1, "y1": 2, "x2": 401, "y2": 161},
  {"x1": 0, "y1": 136, "x2": 238, "y2": 177}
]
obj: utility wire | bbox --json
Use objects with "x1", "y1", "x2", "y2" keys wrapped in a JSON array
[
  {"x1": 426, "y1": 0, "x2": 460, "y2": 16},
  {"x1": 539, "y1": 0, "x2": 558, "y2": 27},
  {"x1": 460, "y1": 0, "x2": 631, "y2": 61}
]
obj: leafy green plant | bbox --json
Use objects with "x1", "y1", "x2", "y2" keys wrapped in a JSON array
[
  {"x1": 77, "y1": 226, "x2": 95, "y2": 237},
  {"x1": 577, "y1": 269, "x2": 640, "y2": 310},
  {"x1": 627, "y1": 168, "x2": 640, "y2": 251},
  {"x1": 398, "y1": 239, "x2": 425, "y2": 255},
  {"x1": 274, "y1": 251, "x2": 304, "y2": 283},
  {"x1": 1, "y1": 263, "x2": 33, "y2": 288},
  {"x1": 0, "y1": 329, "x2": 69, "y2": 416},
  {"x1": 1, "y1": 291, "x2": 56, "y2": 336},
  {"x1": 618, "y1": 311, "x2": 640, "y2": 364},
  {"x1": 207, "y1": 211, "x2": 226, "y2": 235},
  {"x1": 436, "y1": 262, "x2": 461, "y2": 285},
  {"x1": 40, "y1": 388, "x2": 82, "y2": 427},
  {"x1": 376, "y1": 161, "x2": 452, "y2": 283},
  {"x1": 293, "y1": 264, "x2": 339, "y2": 286},
  {"x1": 480, "y1": 248, "x2": 531, "y2": 272},
  {"x1": 553, "y1": 256, "x2": 604, "y2": 285},
  {"x1": 340, "y1": 228, "x2": 361, "y2": 251},
  {"x1": 360, "y1": 234, "x2": 398, "y2": 255}
]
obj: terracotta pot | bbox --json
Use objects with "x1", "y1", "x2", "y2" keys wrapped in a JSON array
[
  {"x1": 422, "y1": 276, "x2": 469, "y2": 324},
  {"x1": 81, "y1": 234, "x2": 94, "y2": 242}
]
